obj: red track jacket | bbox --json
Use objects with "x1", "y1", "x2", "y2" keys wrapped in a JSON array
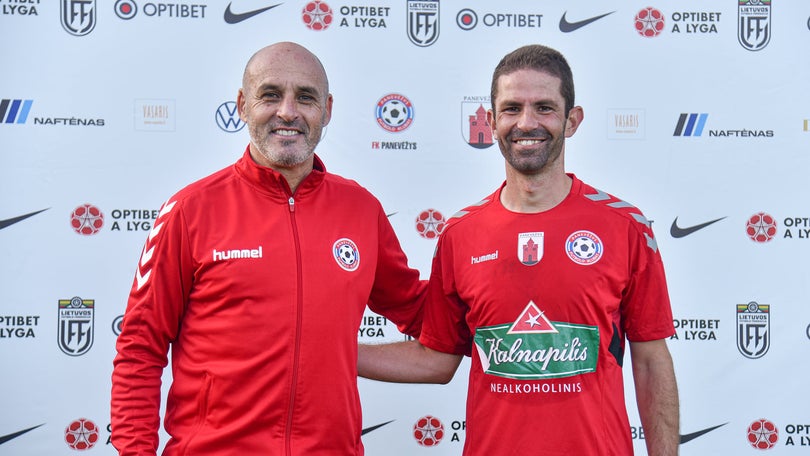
[{"x1": 111, "y1": 148, "x2": 425, "y2": 455}]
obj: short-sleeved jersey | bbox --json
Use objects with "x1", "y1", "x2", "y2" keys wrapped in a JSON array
[{"x1": 419, "y1": 175, "x2": 674, "y2": 456}]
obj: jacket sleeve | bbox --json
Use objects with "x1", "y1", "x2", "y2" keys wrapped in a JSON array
[
  {"x1": 110, "y1": 199, "x2": 192, "y2": 455},
  {"x1": 367, "y1": 206, "x2": 426, "y2": 339}
]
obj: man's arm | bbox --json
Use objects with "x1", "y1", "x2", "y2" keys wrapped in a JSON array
[
  {"x1": 630, "y1": 338, "x2": 679, "y2": 456},
  {"x1": 358, "y1": 340, "x2": 463, "y2": 384}
]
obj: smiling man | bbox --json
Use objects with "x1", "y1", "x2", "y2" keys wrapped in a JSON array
[
  {"x1": 359, "y1": 44, "x2": 679, "y2": 455},
  {"x1": 111, "y1": 42, "x2": 426, "y2": 455}
]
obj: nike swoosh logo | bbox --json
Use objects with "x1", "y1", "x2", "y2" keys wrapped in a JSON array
[
  {"x1": 0, "y1": 208, "x2": 49, "y2": 230},
  {"x1": 0, "y1": 424, "x2": 45, "y2": 445},
  {"x1": 559, "y1": 11, "x2": 615, "y2": 32},
  {"x1": 680, "y1": 423, "x2": 727, "y2": 444},
  {"x1": 386, "y1": 212, "x2": 398, "y2": 218},
  {"x1": 670, "y1": 216, "x2": 727, "y2": 238},
  {"x1": 361, "y1": 420, "x2": 394, "y2": 436},
  {"x1": 224, "y1": 2, "x2": 283, "y2": 24}
]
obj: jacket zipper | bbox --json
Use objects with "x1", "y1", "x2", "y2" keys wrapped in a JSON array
[{"x1": 285, "y1": 196, "x2": 303, "y2": 456}]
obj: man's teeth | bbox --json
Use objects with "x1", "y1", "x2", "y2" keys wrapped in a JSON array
[
  {"x1": 516, "y1": 139, "x2": 540, "y2": 145},
  {"x1": 275, "y1": 129, "x2": 299, "y2": 136}
]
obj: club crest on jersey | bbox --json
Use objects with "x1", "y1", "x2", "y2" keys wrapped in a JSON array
[
  {"x1": 517, "y1": 232, "x2": 543, "y2": 266},
  {"x1": 565, "y1": 231, "x2": 603, "y2": 265},
  {"x1": 333, "y1": 238, "x2": 360, "y2": 272}
]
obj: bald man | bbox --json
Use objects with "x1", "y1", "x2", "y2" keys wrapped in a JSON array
[{"x1": 111, "y1": 42, "x2": 426, "y2": 456}]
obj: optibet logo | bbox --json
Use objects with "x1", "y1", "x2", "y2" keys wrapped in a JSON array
[
  {"x1": 634, "y1": 7, "x2": 665, "y2": 37},
  {"x1": 1, "y1": 99, "x2": 33, "y2": 124},
  {"x1": 747, "y1": 418, "x2": 778, "y2": 449},
  {"x1": 64, "y1": 418, "x2": 99, "y2": 450},
  {"x1": 415, "y1": 209, "x2": 445, "y2": 239},
  {"x1": 736, "y1": 301, "x2": 769, "y2": 359},
  {"x1": 70, "y1": 204, "x2": 104, "y2": 235},
  {"x1": 746, "y1": 212, "x2": 777, "y2": 243},
  {"x1": 413, "y1": 415, "x2": 444, "y2": 447},
  {"x1": 302, "y1": 1, "x2": 332, "y2": 30}
]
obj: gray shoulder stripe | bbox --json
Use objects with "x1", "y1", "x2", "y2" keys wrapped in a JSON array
[
  {"x1": 584, "y1": 189, "x2": 610, "y2": 201},
  {"x1": 631, "y1": 212, "x2": 650, "y2": 227},
  {"x1": 644, "y1": 233, "x2": 658, "y2": 252}
]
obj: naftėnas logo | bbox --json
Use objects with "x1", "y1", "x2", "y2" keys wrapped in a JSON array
[
  {"x1": 1, "y1": 98, "x2": 104, "y2": 127},
  {"x1": 673, "y1": 113, "x2": 774, "y2": 138},
  {"x1": 58, "y1": 297, "x2": 94, "y2": 356}
]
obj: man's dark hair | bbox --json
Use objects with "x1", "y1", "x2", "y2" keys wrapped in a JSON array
[{"x1": 490, "y1": 44, "x2": 575, "y2": 115}]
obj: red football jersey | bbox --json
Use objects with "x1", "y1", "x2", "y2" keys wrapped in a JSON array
[{"x1": 420, "y1": 175, "x2": 674, "y2": 456}]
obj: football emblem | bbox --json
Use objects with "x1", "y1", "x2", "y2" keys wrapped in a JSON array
[
  {"x1": 333, "y1": 238, "x2": 360, "y2": 271},
  {"x1": 565, "y1": 230, "x2": 603, "y2": 265}
]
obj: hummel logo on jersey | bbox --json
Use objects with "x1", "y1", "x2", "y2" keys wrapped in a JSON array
[
  {"x1": 670, "y1": 216, "x2": 726, "y2": 238},
  {"x1": 674, "y1": 113, "x2": 708, "y2": 137},
  {"x1": 559, "y1": 11, "x2": 615, "y2": 32},
  {"x1": 213, "y1": 246, "x2": 264, "y2": 261},
  {"x1": 224, "y1": 2, "x2": 283, "y2": 24}
]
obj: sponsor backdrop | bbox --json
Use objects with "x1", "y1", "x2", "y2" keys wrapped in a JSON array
[{"x1": 1, "y1": 0, "x2": 808, "y2": 454}]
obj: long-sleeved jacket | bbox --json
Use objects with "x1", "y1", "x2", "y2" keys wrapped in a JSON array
[{"x1": 111, "y1": 148, "x2": 425, "y2": 455}]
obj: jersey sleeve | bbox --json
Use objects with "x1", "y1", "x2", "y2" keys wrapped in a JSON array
[
  {"x1": 621, "y1": 221, "x2": 675, "y2": 342},
  {"x1": 366, "y1": 206, "x2": 426, "y2": 339},
  {"x1": 110, "y1": 199, "x2": 192, "y2": 455},
  {"x1": 419, "y1": 231, "x2": 473, "y2": 356}
]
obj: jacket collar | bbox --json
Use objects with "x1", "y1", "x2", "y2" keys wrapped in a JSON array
[{"x1": 234, "y1": 145, "x2": 326, "y2": 201}]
